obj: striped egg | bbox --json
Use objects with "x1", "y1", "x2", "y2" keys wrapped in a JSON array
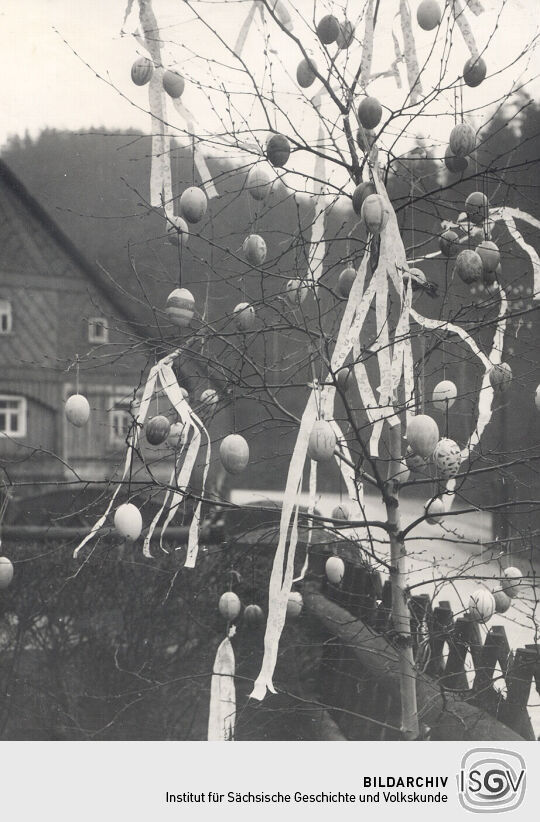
[
  {"x1": 131, "y1": 56, "x2": 153, "y2": 86},
  {"x1": 361, "y1": 194, "x2": 389, "y2": 235},
  {"x1": 165, "y1": 288, "x2": 195, "y2": 328}
]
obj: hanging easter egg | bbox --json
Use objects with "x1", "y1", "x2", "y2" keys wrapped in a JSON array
[
  {"x1": 476, "y1": 240, "x2": 499, "y2": 274},
  {"x1": 337, "y1": 266, "x2": 357, "y2": 298},
  {"x1": 502, "y1": 567, "x2": 522, "y2": 599},
  {"x1": 114, "y1": 503, "x2": 143, "y2": 541},
  {"x1": 326, "y1": 556, "x2": 345, "y2": 585},
  {"x1": 243, "y1": 234, "x2": 267, "y2": 266},
  {"x1": 468, "y1": 589, "x2": 495, "y2": 623},
  {"x1": 233, "y1": 302, "x2": 256, "y2": 332},
  {"x1": 167, "y1": 421, "x2": 185, "y2": 448},
  {"x1": 266, "y1": 134, "x2": 290, "y2": 168},
  {"x1": 165, "y1": 287, "x2": 195, "y2": 328},
  {"x1": 358, "y1": 97, "x2": 382, "y2": 130},
  {"x1": 455, "y1": 249, "x2": 483, "y2": 284},
  {"x1": 463, "y1": 56, "x2": 487, "y2": 88},
  {"x1": 200, "y1": 388, "x2": 219, "y2": 407},
  {"x1": 286, "y1": 591, "x2": 303, "y2": 618},
  {"x1": 489, "y1": 363, "x2": 512, "y2": 393},
  {"x1": 449, "y1": 123, "x2": 476, "y2": 157},
  {"x1": 352, "y1": 181, "x2": 376, "y2": 215},
  {"x1": 417, "y1": 0, "x2": 442, "y2": 30},
  {"x1": 535, "y1": 385, "x2": 540, "y2": 411},
  {"x1": 361, "y1": 194, "x2": 389, "y2": 234},
  {"x1": 493, "y1": 589, "x2": 512, "y2": 614},
  {"x1": 405, "y1": 446, "x2": 428, "y2": 473},
  {"x1": 220, "y1": 433, "x2": 249, "y2": 474},
  {"x1": 243, "y1": 603, "x2": 265, "y2": 628},
  {"x1": 246, "y1": 165, "x2": 272, "y2": 201},
  {"x1": 316, "y1": 14, "x2": 340, "y2": 44},
  {"x1": 0, "y1": 556, "x2": 14, "y2": 590},
  {"x1": 145, "y1": 415, "x2": 171, "y2": 445},
  {"x1": 407, "y1": 414, "x2": 439, "y2": 458},
  {"x1": 296, "y1": 58, "x2": 318, "y2": 88},
  {"x1": 179, "y1": 187, "x2": 207, "y2": 224},
  {"x1": 285, "y1": 279, "x2": 309, "y2": 307},
  {"x1": 307, "y1": 420, "x2": 336, "y2": 462},
  {"x1": 219, "y1": 591, "x2": 241, "y2": 621},
  {"x1": 465, "y1": 191, "x2": 489, "y2": 225},
  {"x1": 336, "y1": 366, "x2": 352, "y2": 392},
  {"x1": 424, "y1": 497, "x2": 445, "y2": 525},
  {"x1": 433, "y1": 437, "x2": 462, "y2": 479},
  {"x1": 65, "y1": 394, "x2": 90, "y2": 427},
  {"x1": 356, "y1": 128, "x2": 376, "y2": 150},
  {"x1": 439, "y1": 229, "x2": 459, "y2": 257},
  {"x1": 336, "y1": 19, "x2": 355, "y2": 49},
  {"x1": 389, "y1": 462, "x2": 411, "y2": 484},
  {"x1": 444, "y1": 147, "x2": 468, "y2": 174},
  {"x1": 331, "y1": 503, "x2": 350, "y2": 521},
  {"x1": 162, "y1": 69, "x2": 185, "y2": 98},
  {"x1": 131, "y1": 56, "x2": 153, "y2": 86},
  {"x1": 167, "y1": 216, "x2": 189, "y2": 248},
  {"x1": 432, "y1": 380, "x2": 457, "y2": 410}
]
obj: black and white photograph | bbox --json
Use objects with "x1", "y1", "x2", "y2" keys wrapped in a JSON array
[{"x1": 0, "y1": 0, "x2": 539, "y2": 817}]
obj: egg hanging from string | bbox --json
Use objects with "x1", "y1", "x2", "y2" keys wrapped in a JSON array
[
  {"x1": 242, "y1": 234, "x2": 267, "y2": 266},
  {"x1": 449, "y1": 123, "x2": 476, "y2": 158},
  {"x1": 335, "y1": 366, "x2": 353, "y2": 393},
  {"x1": 455, "y1": 249, "x2": 483, "y2": 284},
  {"x1": 167, "y1": 216, "x2": 189, "y2": 248},
  {"x1": 476, "y1": 240, "x2": 500, "y2": 274},
  {"x1": 336, "y1": 19, "x2": 355, "y2": 49},
  {"x1": 433, "y1": 437, "x2": 462, "y2": 479},
  {"x1": 417, "y1": 0, "x2": 442, "y2": 30},
  {"x1": 444, "y1": 147, "x2": 468, "y2": 174},
  {"x1": 286, "y1": 591, "x2": 303, "y2": 618},
  {"x1": 389, "y1": 462, "x2": 411, "y2": 484},
  {"x1": 165, "y1": 288, "x2": 195, "y2": 328},
  {"x1": 285, "y1": 279, "x2": 309, "y2": 307},
  {"x1": 352, "y1": 181, "x2": 376, "y2": 215},
  {"x1": 316, "y1": 14, "x2": 340, "y2": 44},
  {"x1": 331, "y1": 503, "x2": 350, "y2": 522},
  {"x1": 463, "y1": 56, "x2": 487, "y2": 88},
  {"x1": 65, "y1": 394, "x2": 90, "y2": 427},
  {"x1": 489, "y1": 363, "x2": 512, "y2": 393},
  {"x1": 246, "y1": 165, "x2": 273, "y2": 201},
  {"x1": 243, "y1": 604, "x2": 265, "y2": 628},
  {"x1": 432, "y1": 380, "x2": 457, "y2": 410},
  {"x1": 266, "y1": 134, "x2": 291, "y2": 168},
  {"x1": 131, "y1": 56, "x2": 153, "y2": 86},
  {"x1": 337, "y1": 266, "x2": 357, "y2": 298},
  {"x1": 361, "y1": 194, "x2": 389, "y2": 234},
  {"x1": 357, "y1": 96, "x2": 382, "y2": 130},
  {"x1": 326, "y1": 556, "x2": 345, "y2": 585},
  {"x1": 535, "y1": 385, "x2": 540, "y2": 411},
  {"x1": 439, "y1": 229, "x2": 459, "y2": 257},
  {"x1": 233, "y1": 302, "x2": 256, "y2": 332},
  {"x1": 218, "y1": 591, "x2": 242, "y2": 621},
  {"x1": 296, "y1": 58, "x2": 318, "y2": 88},
  {"x1": 200, "y1": 388, "x2": 219, "y2": 407},
  {"x1": 114, "y1": 503, "x2": 143, "y2": 541},
  {"x1": 493, "y1": 589, "x2": 512, "y2": 614},
  {"x1": 307, "y1": 420, "x2": 337, "y2": 462},
  {"x1": 145, "y1": 415, "x2": 171, "y2": 446},
  {"x1": 220, "y1": 434, "x2": 249, "y2": 474},
  {"x1": 407, "y1": 414, "x2": 439, "y2": 458},
  {"x1": 179, "y1": 187, "x2": 207, "y2": 224},
  {"x1": 162, "y1": 69, "x2": 185, "y2": 98},
  {"x1": 465, "y1": 192, "x2": 489, "y2": 225},
  {"x1": 167, "y1": 421, "x2": 185, "y2": 448},
  {"x1": 0, "y1": 556, "x2": 14, "y2": 590},
  {"x1": 424, "y1": 497, "x2": 445, "y2": 525},
  {"x1": 502, "y1": 566, "x2": 522, "y2": 598},
  {"x1": 468, "y1": 589, "x2": 495, "y2": 623}
]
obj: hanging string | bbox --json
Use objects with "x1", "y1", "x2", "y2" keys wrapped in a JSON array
[
  {"x1": 177, "y1": 236, "x2": 183, "y2": 288},
  {"x1": 75, "y1": 354, "x2": 80, "y2": 395},
  {"x1": 192, "y1": 131, "x2": 196, "y2": 187}
]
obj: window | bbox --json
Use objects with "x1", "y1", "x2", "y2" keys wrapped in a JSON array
[
  {"x1": 110, "y1": 397, "x2": 133, "y2": 444},
  {"x1": 0, "y1": 396, "x2": 26, "y2": 437},
  {"x1": 88, "y1": 317, "x2": 109, "y2": 343},
  {"x1": 0, "y1": 300, "x2": 12, "y2": 334}
]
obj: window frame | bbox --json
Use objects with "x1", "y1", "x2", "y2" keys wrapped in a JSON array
[
  {"x1": 0, "y1": 395, "x2": 27, "y2": 438},
  {"x1": 0, "y1": 300, "x2": 13, "y2": 335},
  {"x1": 88, "y1": 317, "x2": 109, "y2": 344},
  {"x1": 109, "y1": 396, "x2": 133, "y2": 445}
]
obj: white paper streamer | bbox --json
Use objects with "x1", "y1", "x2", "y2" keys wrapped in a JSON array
[
  {"x1": 208, "y1": 630, "x2": 236, "y2": 741},
  {"x1": 399, "y1": 0, "x2": 424, "y2": 105},
  {"x1": 451, "y1": 0, "x2": 481, "y2": 60},
  {"x1": 171, "y1": 99, "x2": 220, "y2": 199}
]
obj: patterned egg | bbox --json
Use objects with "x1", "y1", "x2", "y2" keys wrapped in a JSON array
[
  {"x1": 326, "y1": 556, "x2": 345, "y2": 585},
  {"x1": 65, "y1": 394, "x2": 90, "y2": 427},
  {"x1": 493, "y1": 589, "x2": 512, "y2": 614},
  {"x1": 145, "y1": 415, "x2": 171, "y2": 445},
  {"x1": 424, "y1": 497, "x2": 445, "y2": 525},
  {"x1": 243, "y1": 604, "x2": 265, "y2": 628},
  {"x1": 331, "y1": 503, "x2": 350, "y2": 521},
  {"x1": 243, "y1": 234, "x2": 267, "y2": 265},
  {"x1": 407, "y1": 414, "x2": 439, "y2": 458},
  {"x1": 338, "y1": 266, "x2": 357, "y2": 298},
  {"x1": 200, "y1": 388, "x2": 219, "y2": 406},
  {"x1": 439, "y1": 229, "x2": 459, "y2": 257},
  {"x1": 286, "y1": 591, "x2": 303, "y2": 618},
  {"x1": 405, "y1": 446, "x2": 428, "y2": 473},
  {"x1": 179, "y1": 187, "x2": 207, "y2": 223},
  {"x1": 361, "y1": 194, "x2": 389, "y2": 234},
  {"x1": 266, "y1": 134, "x2": 290, "y2": 167},
  {"x1": 433, "y1": 437, "x2": 462, "y2": 479},
  {"x1": 114, "y1": 503, "x2": 143, "y2": 541},
  {"x1": 219, "y1": 591, "x2": 241, "y2": 620},
  {"x1": 455, "y1": 249, "x2": 483, "y2": 284},
  {"x1": 167, "y1": 421, "x2": 185, "y2": 448},
  {"x1": 489, "y1": 363, "x2": 512, "y2": 393},
  {"x1": 336, "y1": 19, "x2": 355, "y2": 49},
  {"x1": 246, "y1": 165, "x2": 273, "y2": 201},
  {"x1": 316, "y1": 14, "x2": 340, "y2": 44},
  {"x1": 131, "y1": 56, "x2": 153, "y2": 86},
  {"x1": 296, "y1": 58, "x2": 318, "y2": 88},
  {"x1": 352, "y1": 181, "x2": 376, "y2": 215},
  {"x1": 449, "y1": 123, "x2": 476, "y2": 158},
  {"x1": 465, "y1": 192, "x2": 489, "y2": 225},
  {"x1": 165, "y1": 288, "x2": 195, "y2": 327},
  {"x1": 417, "y1": 0, "x2": 442, "y2": 30},
  {"x1": 220, "y1": 433, "x2": 249, "y2": 474},
  {"x1": 285, "y1": 279, "x2": 309, "y2": 306},
  {"x1": 358, "y1": 97, "x2": 382, "y2": 130},
  {"x1": 307, "y1": 420, "x2": 337, "y2": 462},
  {"x1": 468, "y1": 589, "x2": 495, "y2": 622},
  {"x1": 167, "y1": 216, "x2": 189, "y2": 248},
  {"x1": 0, "y1": 556, "x2": 14, "y2": 590},
  {"x1": 463, "y1": 56, "x2": 487, "y2": 88},
  {"x1": 432, "y1": 380, "x2": 457, "y2": 410},
  {"x1": 233, "y1": 302, "x2": 256, "y2": 332},
  {"x1": 476, "y1": 240, "x2": 499, "y2": 273},
  {"x1": 162, "y1": 69, "x2": 185, "y2": 98},
  {"x1": 444, "y1": 147, "x2": 468, "y2": 174},
  {"x1": 502, "y1": 567, "x2": 522, "y2": 598}
]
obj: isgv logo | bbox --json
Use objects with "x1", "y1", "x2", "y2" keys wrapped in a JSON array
[{"x1": 458, "y1": 748, "x2": 526, "y2": 813}]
